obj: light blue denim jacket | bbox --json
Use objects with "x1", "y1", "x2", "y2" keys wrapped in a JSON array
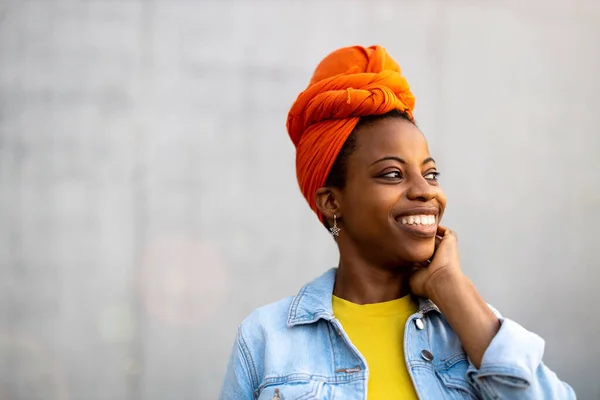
[{"x1": 220, "y1": 268, "x2": 575, "y2": 399}]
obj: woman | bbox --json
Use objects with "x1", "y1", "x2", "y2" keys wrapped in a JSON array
[{"x1": 220, "y1": 45, "x2": 575, "y2": 399}]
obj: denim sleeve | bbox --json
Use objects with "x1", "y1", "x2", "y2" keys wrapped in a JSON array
[
  {"x1": 467, "y1": 315, "x2": 576, "y2": 399},
  {"x1": 219, "y1": 325, "x2": 256, "y2": 400}
]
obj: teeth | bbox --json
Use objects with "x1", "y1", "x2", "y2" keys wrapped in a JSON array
[{"x1": 400, "y1": 215, "x2": 436, "y2": 226}]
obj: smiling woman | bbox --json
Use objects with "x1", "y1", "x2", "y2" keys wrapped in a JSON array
[{"x1": 219, "y1": 46, "x2": 575, "y2": 400}]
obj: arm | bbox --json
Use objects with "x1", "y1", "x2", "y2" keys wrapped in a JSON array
[
  {"x1": 428, "y1": 272, "x2": 499, "y2": 368},
  {"x1": 220, "y1": 325, "x2": 256, "y2": 400},
  {"x1": 411, "y1": 227, "x2": 576, "y2": 399},
  {"x1": 430, "y1": 273, "x2": 576, "y2": 399}
]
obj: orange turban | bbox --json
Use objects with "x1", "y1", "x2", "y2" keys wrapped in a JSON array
[{"x1": 286, "y1": 45, "x2": 416, "y2": 223}]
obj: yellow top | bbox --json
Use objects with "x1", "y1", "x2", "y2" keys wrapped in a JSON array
[{"x1": 332, "y1": 294, "x2": 419, "y2": 400}]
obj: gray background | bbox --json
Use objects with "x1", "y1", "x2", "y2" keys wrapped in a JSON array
[{"x1": 1, "y1": 0, "x2": 599, "y2": 399}]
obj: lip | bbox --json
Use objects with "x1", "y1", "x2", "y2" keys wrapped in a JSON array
[{"x1": 394, "y1": 206, "x2": 439, "y2": 238}]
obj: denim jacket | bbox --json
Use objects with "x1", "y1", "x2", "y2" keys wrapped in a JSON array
[{"x1": 220, "y1": 268, "x2": 575, "y2": 399}]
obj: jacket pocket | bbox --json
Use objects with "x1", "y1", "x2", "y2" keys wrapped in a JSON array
[
  {"x1": 435, "y1": 354, "x2": 481, "y2": 400},
  {"x1": 257, "y1": 378, "x2": 325, "y2": 400}
]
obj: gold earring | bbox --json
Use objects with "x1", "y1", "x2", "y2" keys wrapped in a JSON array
[{"x1": 330, "y1": 214, "x2": 340, "y2": 237}]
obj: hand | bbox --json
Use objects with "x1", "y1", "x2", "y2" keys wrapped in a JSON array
[{"x1": 409, "y1": 225, "x2": 466, "y2": 299}]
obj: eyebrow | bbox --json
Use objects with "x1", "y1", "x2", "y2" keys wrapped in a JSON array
[{"x1": 370, "y1": 156, "x2": 436, "y2": 166}]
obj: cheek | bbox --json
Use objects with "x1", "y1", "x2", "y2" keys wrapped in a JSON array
[
  {"x1": 344, "y1": 184, "x2": 399, "y2": 220},
  {"x1": 437, "y1": 189, "x2": 447, "y2": 218}
]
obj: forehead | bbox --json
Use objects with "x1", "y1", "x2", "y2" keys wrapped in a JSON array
[{"x1": 351, "y1": 118, "x2": 430, "y2": 163}]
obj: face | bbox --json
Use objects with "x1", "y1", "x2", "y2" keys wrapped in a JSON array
[{"x1": 336, "y1": 117, "x2": 446, "y2": 267}]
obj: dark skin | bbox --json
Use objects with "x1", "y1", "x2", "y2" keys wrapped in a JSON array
[{"x1": 315, "y1": 117, "x2": 500, "y2": 368}]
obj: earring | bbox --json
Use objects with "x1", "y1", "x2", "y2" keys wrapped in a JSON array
[{"x1": 330, "y1": 214, "x2": 340, "y2": 237}]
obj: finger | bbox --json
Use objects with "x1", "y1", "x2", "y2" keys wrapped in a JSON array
[
  {"x1": 437, "y1": 225, "x2": 457, "y2": 239},
  {"x1": 436, "y1": 225, "x2": 449, "y2": 238}
]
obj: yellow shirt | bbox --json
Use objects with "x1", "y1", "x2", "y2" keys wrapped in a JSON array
[{"x1": 332, "y1": 295, "x2": 419, "y2": 400}]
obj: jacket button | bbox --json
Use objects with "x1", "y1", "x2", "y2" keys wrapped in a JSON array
[
  {"x1": 415, "y1": 318, "x2": 424, "y2": 330},
  {"x1": 421, "y1": 350, "x2": 434, "y2": 362}
]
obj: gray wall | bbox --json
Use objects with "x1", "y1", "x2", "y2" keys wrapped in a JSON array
[{"x1": 1, "y1": 0, "x2": 599, "y2": 399}]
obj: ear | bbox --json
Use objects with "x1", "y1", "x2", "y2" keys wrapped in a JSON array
[{"x1": 315, "y1": 186, "x2": 342, "y2": 224}]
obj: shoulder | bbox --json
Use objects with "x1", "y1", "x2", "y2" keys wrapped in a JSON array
[
  {"x1": 222, "y1": 297, "x2": 297, "y2": 395},
  {"x1": 231, "y1": 296, "x2": 296, "y2": 379},
  {"x1": 238, "y1": 296, "x2": 295, "y2": 341}
]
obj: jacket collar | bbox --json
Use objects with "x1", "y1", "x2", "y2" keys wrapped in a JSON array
[{"x1": 287, "y1": 267, "x2": 440, "y2": 327}]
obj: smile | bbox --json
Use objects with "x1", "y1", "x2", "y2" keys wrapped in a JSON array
[
  {"x1": 399, "y1": 215, "x2": 436, "y2": 226},
  {"x1": 394, "y1": 214, "x2": 438, "y2": 238}
]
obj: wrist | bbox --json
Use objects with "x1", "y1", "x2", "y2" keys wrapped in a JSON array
[{"x1": 426, "y1": 270, "x2": 469, "y2": 303}]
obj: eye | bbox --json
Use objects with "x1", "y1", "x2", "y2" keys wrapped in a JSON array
[
  {"x1": 424, "y1": 171, "x2": 440, "y2": 181},
  {"x1": 380, "y1": 170, "x2": 403, "y2": 179}
]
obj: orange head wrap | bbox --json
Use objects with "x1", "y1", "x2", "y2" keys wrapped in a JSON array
[{"x1": 286, "y1": 45, "x2": 416, "y2": 223}]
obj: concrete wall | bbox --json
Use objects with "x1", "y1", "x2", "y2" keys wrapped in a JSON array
[{"x1": 0, "y1": 0, "x2": 598, "y2": 398}]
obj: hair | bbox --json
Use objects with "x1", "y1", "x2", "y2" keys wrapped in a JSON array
[{"x1": 325, "y1": 109, "x2": 414, "y2": 189}]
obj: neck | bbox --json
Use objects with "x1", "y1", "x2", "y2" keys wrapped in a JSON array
[{"x1": 333, "y1": 245, "x2": 412, "y2": 304}]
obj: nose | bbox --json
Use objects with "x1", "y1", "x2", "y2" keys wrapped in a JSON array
[{"x1": 406, "y1": 175, "x2": 437, "y2": 202}]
